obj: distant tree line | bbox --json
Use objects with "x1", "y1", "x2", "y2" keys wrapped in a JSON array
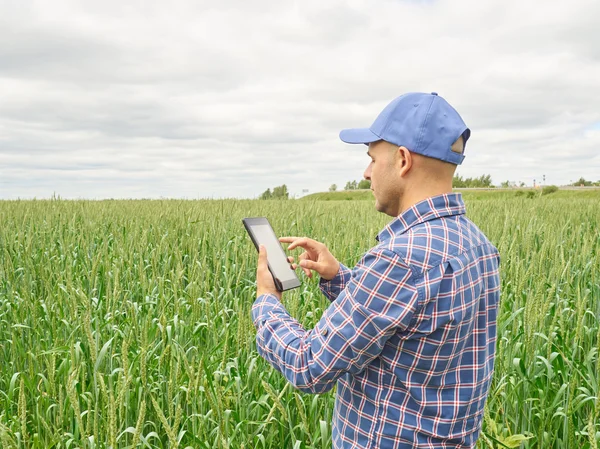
[
  {"x1": 259, "y1": 176, "x2": 598, "y2": 200},
  {"x1": 500, "y1": 177, "x2": 600, "y2": 188},
  {"x1": 329, "y1": 179, "x2": 372, "y2": 192},
  {"x1": 570, "y1": 177, "x2": 600, "y2": 187},
  {"x1": 329, "y1": 176, "x2": 498, "y2": 190},
  {"x1": 500, "y1": 180, "x2": 527, "y2": 188},
  {"x1": 259, "y1": 184, "x2": 289, "y2": 200},
  {"x1": 452, "y1": 174, "x2": 494, "y2": 188}
]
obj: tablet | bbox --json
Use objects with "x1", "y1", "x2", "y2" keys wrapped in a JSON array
[{"x1": 243, "y1": 217, "x2": 301, "y2": 291}]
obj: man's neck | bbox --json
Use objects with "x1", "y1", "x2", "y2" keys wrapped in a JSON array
[{"x1": 398, "y1": 185, "x2": 453, "y2": 215}]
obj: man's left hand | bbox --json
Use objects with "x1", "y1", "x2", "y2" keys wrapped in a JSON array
[{"x1": 256, "y1": 245, "x2": 282, "y2": 300}]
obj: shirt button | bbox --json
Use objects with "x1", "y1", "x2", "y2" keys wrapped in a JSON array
[{"x1": 321, "y1": 327, "x2": 328, "y2": 336}]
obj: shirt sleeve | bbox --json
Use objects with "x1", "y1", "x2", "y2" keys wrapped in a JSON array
[
  {"x1": 251, "y1": 248, "x2": 419, "y2": 394},
  {"x1": 318, "y1": 262, "x2": 352, "y2": 302}
]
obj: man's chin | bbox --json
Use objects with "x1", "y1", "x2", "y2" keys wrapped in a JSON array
[{"x1": 374, "y1": 199, "x2": 397, "y2": 217}]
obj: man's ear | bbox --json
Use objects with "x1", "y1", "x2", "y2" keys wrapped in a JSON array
[{"x1": 396, "y1": 146, "x2": 413, "y2": 176}]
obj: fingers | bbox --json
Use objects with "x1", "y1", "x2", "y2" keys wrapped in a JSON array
[
  {"x1": 299, "y1": 259, "x2": 320, "y2": 275},
  {"x1": 282, "y1": 237, "x2": 322, "y2": 252},
  {"x1": 279, "y1": 237, "x2": 298, "y2": 243},
  {"x1": 258, "y1": 245, "x2": 268, "y2": 270},
  {"x1": 279, "y1": 239, "x2": 323, "y2": 278},
  {"x1": 285, "y1": 253, "x2": 310, "y2": 276},
  {"x1": 286, "y1": 237, "x2": 309, "y2": 251},
  {"x1": 280, "y1": 236, "x2": 303, "y2": 250},
  {"x1": 287, "y1": 256, "x2": 298, "y2": 271},
  {"x1": 298, "y1": 252, "x2": 312, "y2": 277}
]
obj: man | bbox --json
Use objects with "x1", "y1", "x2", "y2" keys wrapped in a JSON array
[{"x1": 252, "y1": 92, "x2": 501, "y2": 448}]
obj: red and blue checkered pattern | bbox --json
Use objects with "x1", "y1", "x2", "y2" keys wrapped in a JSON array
[{"x1": 252, "y1": 193, "x2": 501, "y2": 448}]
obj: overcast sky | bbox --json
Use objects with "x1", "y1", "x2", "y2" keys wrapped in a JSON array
[{"x1": 1, "y1": 0, "x2": 599, "y2": 199}]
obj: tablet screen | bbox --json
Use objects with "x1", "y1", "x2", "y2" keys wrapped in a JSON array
[{"x1": 251, "y1": 224, "x2": 298, "y2": 285}]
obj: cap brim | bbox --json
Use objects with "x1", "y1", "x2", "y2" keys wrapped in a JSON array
[{"x1": 339, "y1": 128, "x2": 381, "y2": 145}]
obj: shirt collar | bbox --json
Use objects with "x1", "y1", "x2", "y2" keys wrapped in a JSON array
[{"x1": 376, "y1": 193, "x2": 466, "y2": 243}]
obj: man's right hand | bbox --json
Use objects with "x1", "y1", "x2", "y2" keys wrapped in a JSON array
[{"x1": 279, "y1": 237, "x2": 340, "y2": 281}]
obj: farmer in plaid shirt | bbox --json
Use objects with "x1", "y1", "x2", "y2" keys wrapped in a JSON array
[{"x1": 253, "y1": 92, "x2": 501, "y2": 448}]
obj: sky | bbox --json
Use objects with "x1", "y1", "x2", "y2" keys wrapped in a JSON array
[{"x1": 1, "y1": 0, "x2": 599, "y2": 200}]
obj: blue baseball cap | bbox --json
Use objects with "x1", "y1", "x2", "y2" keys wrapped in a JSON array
[{"x1": 339, "y1": 92, "x2": 470, "y2": 165}]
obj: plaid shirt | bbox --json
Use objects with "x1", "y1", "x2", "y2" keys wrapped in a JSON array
[{"x1": 252, "y1": 193, "x2": 501, "y2": 448}]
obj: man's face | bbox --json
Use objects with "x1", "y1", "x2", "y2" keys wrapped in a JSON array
[{"x1": 364, "y1": 140, "x2": 403, "y2": 217}]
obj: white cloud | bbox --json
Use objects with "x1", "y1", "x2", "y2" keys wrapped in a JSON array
[{"x1": 0, "y1": 0, "x2": 599, "y2": 199}]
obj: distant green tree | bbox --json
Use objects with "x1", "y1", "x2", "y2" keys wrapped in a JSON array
[
  {"x1": 357, "y1": 179, "x2": 371, "y2": 189},
  {"x1": 345, "y1": 180, "x2": 367, "y2": 190},
  {"x1": 259, "y1": 185, "x2": 289, "y2": 200},
  {"x1": 500, "y1": 180, "x2": 510, "y2": 188},
  {"x1": 474, "y1": 174, "x2": 493, "y2": 188},
  {"x1": 271, "y1": 184, "x2": 289, "y2": 199},
  {"x1": 259, "y1": 188, "x2": 272, "y2": 200},
  {"x1": 453, "y1": 175, "x2": 466, "y2": 188},
  {"x1": 329, "y1": 184, "x2": 337, "y2": 192},
  {"x1": 571, "y1": 177, "x2": 592, "y2": 187}
]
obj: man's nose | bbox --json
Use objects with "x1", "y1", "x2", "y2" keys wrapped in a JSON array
[{"x1": 364, "y1": 164, "x2": 371, "y2": 181}]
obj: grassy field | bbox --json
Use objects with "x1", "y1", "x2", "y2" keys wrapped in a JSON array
[{"x1": 0, "y1": 194, "x2": 599, "y2": 448}]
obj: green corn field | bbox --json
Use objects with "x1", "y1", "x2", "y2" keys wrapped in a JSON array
[{"x1": 0, "y1": 191, "x2": 599, "y2": 448}]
